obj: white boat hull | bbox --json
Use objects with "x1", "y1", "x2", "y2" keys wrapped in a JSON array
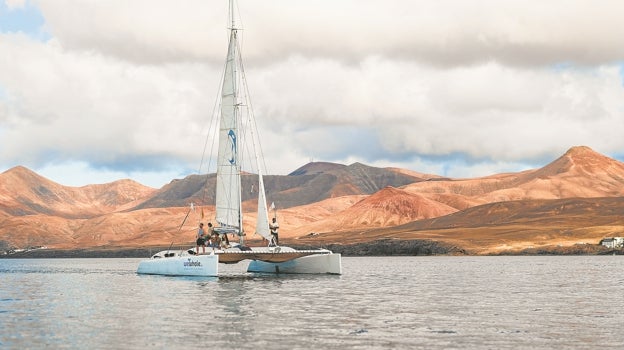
[
  {"x1": 137, "y1": 248, "x2": 341, "y2": 276},
  {"x1": 247, "y1": 252, "x2": 342, "y2": 275},
  {"x1": 137, "y1": 251, "x2": 218, "y2": 276}
]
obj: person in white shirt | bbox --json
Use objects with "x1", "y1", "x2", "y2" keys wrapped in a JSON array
[{"x1": 269, "y1": 217, "x2": 279, "y2": 246}]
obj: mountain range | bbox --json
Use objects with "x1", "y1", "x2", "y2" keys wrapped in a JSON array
[{"x1": 1, "y1": 145, "x2": 623, "y2": 254}]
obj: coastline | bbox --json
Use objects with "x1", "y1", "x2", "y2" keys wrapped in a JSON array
[{"x1": 1, "y1": 239, "x2": 620, "y2": 258}]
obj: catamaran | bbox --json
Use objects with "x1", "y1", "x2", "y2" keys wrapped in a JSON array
[{"x1": 137, "y1": 1, "x2": 341, "y2": 276}]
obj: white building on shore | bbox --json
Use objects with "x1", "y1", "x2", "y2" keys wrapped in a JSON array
[{"x1": 600, "y1": 237, "x2": 624, "y2": 249}]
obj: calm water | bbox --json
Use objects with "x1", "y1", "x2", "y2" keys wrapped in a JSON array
[{"x1": 1, "y1": 256, "x2": 623, "y2": 349}]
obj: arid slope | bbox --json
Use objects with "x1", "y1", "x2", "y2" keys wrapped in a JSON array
[{"x1": 2, "y1": 146, "x2": 624, "y2": 254}]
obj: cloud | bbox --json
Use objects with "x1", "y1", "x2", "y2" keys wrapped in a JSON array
[
  {"x1": 1, "y1": 0, "x2": 624, "y2": 188},
  {"x1": 250, "y1": 56, "x2": 624, "y2": 166},
  {"x1": 33, "y1": 0, "x2": 624, "y2": 67},
  {"x1": 0, "y1": 33, "x2": 215, "y2": 172},
  {"x1": 36, "y1": 0, "x2": 221, "y2": 64},
  {"x1": 5, "y1": 0, "x2": 26, "y2": 10}
]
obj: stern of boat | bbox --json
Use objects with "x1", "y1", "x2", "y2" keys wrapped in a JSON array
[{"x1": 247, "y1": 252, "x2": 342, "y2": 275}]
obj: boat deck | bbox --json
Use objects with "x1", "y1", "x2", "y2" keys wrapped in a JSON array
[{"x1": 197, "y1": 247, "x2": 332, "y2": 264}]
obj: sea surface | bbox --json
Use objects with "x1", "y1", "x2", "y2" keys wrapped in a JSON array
[{"x1": 1, "y1": 256, "x2": 623, "y2": 349}]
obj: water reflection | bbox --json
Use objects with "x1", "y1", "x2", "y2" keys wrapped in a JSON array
[{"x1": 2, "y1": 257, "x2": 623, "y2": 349}]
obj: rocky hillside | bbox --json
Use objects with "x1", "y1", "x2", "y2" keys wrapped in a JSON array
[
  {"x1": 401, "y1": 146, "x2": 624, "y2": 206},
  {"x1": 2, "y1": 146, "x2": 624, "y2": 254},
  {"x1": 136, "y1": 161, "x2": 428, "y2": 210},
  {"x1": 0, "y1": 166, "x2": 155, "y2": 218},
  {"x1": 308, "y1": 196, "x2": 624, "y2": 254}
]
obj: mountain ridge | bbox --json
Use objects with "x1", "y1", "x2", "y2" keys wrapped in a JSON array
[
  {"x1": 2, "y1": 146, "x2": 624, "y2": 253},
  {"x1": 0, "y1": 166, "x2": 156, "y2": 218}
]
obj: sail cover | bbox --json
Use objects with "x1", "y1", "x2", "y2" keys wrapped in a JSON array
[{"x1": 215, "y1": 29, "x2": 242, "y2": 230}]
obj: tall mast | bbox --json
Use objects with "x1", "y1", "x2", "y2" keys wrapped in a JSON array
[
  {"x1": 229, "y1": 0, "x2": 235, "y2": 30},
  {"x1": 230, "y1": 0, "x2": 243, "y2": 243},
  {"x1": 217, "y1": 0, "x2": 271, "y2": 245},
  {"x1": 215, "y1": 0, "x2": 242, "y2": 241}
]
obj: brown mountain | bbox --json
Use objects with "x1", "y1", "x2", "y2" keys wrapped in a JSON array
[
  {"x1": 402, "y1": 146, "x2": 624, "y2": 205},
  {"x1": 2, "y1": 146, "x2": 624, "y2": 254},
  {"x1": 291, "y1": 146, "x2": 624, "y2": 252},
  {"x1": 313, "y1": 196, "x2": 624, "y2": 254},
  {"x1": 0, "y1": 166, "x2": 157, "y2": 249},
  {"x1": 0, "y1": 162, "x2": 423, "y2": 250},
  {"x1": 287, "y1": 186, "x2": 457, "y2": 236},
  {"x1": 0, "y1": 166, "x2": 155, "y2": 218},
  {"x1": 135, "y1": 161, "x2": 426, "y2": 210}
]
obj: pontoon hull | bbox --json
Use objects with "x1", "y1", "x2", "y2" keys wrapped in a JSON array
[
  {"x1": 247, "y1": 252, "x2": 342, "y2": 275},
  {"x1": 137, "y1": 248, "x2": 342, "y2": 276},
  {"x1": 137, "y1": 252, "x2": 218, "y2": 276}
]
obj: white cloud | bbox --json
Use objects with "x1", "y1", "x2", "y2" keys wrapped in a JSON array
[
  {"x1": 5, "y1": 0, "x2": 26, "y2": 10},
  {"x1": 0, "y1": 33, "x2": 217, "y2": 177},
  {"x1": 33, "y1": 0, "x2": 624, "y2": 66},
  {"x1": 1, "y1": 0, "x2": 624, "y2": 187},
  {"x1": 250, "y1": 57, "x2": 624, "y2": 167},
  {"x1": 36, "y1": 0, "x2": 220, "y2": 64}
]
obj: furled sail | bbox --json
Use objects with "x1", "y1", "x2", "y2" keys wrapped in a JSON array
[{"x1": 255, "y1": 168, "x2": 271, "y2": 240}]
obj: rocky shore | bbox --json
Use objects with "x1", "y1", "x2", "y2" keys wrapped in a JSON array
[
  {"x1": 1, "y1": 246, "x2": 164, "y2": 259},
  {"x1": 1, "y1": 239, "x2": 464, "y2": 258},
  {"x1": 323, "y1": 239, "x2": 467, "y2": 256},
  {"x1": 1, "y1": 239, "x2": 619, "y2": 258}
]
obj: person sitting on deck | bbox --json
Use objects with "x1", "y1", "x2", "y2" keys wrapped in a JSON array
[
  {"x1": 206, "y1": 222, "x2": 218, "y2": 249},
  {"x1": 220, "y1": 232, "x2": 230, "y2": 248}
]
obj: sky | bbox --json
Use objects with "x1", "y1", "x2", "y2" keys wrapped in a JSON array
[{"x1": 1, "y1": 0, "x2": 623, "y2": 188}]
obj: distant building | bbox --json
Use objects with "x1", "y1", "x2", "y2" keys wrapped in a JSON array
[{"x1": 600, "y1": 237, "x2": 624, "y2": 249}]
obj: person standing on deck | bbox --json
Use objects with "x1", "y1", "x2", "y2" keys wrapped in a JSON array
[
  {"x1": 196, "y1": 223, "x2": 206, "y2": 254},
  {"x1": 269, "y1": 217, "x2": 279, "y2": 246}
]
